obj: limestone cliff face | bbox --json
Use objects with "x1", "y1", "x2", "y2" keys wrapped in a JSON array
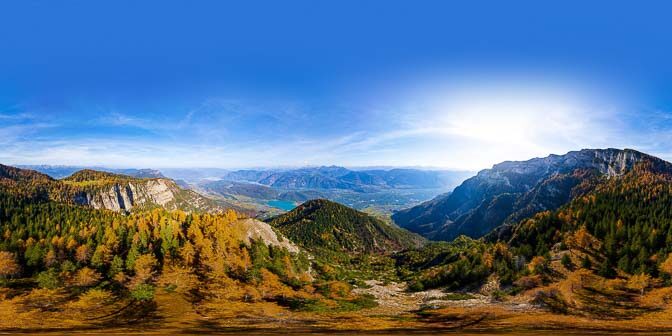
[
  {"x1": 485, "y1": 148, "x2": 662, "y2": 181},
  {"x1": 73, "y1": 178, "x2": 219, "y2": 213}
]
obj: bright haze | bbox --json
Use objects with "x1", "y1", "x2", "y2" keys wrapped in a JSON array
[{"x1": 2, "y1": 1, "x2": 672, "y2": 170}]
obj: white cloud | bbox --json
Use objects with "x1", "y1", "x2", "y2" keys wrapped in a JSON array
[{"x1": 3, "y1": 80, "x2": 672, "y2": 170}]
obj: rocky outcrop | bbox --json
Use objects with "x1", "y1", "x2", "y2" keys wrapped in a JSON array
[
  {"x1": 393, "y1": 148, "x2": 671, "y2": 241},
  {"x1": 73, "y1": 179, "x2": 178, "y2": 212},
  {"x1": 236, "y1": 218, "x2": 300, "y2": 253}
]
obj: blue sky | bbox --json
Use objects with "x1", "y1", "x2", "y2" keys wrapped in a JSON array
[{"x1": 2, "y1": 1, "x2": 672, "y2": 170}]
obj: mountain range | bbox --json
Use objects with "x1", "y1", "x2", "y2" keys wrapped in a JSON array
[
  {"x1": 199, "y1": 166, "x2": 473, "y2": 216},
  {"x1": 18, "y1": 165, "x2": 166, "y2": 179},
  {"x1": 221, "y1": 166, "x2": 471, "y2": 191},
  {"x1": 23, "y1": 164, "x2": 473, "y2": 216},
  {"x1": 5, "y1": 148, "x2": 672, "y2": 331},
  {"x1": 392, "y1": 148, "x2": 668, "y2": 241}
]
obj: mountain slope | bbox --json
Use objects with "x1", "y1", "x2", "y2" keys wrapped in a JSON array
[
  {"x1": 394, "y1": 157, "x2": 672, "y2": 295},
  {"x1": 0, "y1": 164, "x2": 230, "y2": 213},
  {"x1": 267, "y1": 199, "x2": 425, "y2": 254},
  {"x1": 0, "y1": 163, "x2": 57, "y2": 199},
  {"x1": 393, "y1": 148, "x2": 671, "y2": 241},
  {"x1": 506, "y1": 160, "x2": 672, "y2": 275}
]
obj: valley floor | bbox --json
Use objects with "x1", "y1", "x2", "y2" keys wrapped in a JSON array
[{"x1": 5, "y1": 280, "x2": 672, "y2": 335}]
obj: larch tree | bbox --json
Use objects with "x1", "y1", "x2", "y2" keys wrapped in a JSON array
[{"x1": 0, "y1": 251, "x2": 20, "y2": 279}]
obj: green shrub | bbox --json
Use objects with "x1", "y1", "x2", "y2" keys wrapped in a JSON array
[
  {"x1": 36, "y1": 269, "x2": 61, "y2": 289},
  {"x1": 130, "y1": 284, "x2": 155, "y2": 301},
  {"x1": 60, "y1": 260, "x2": 77, "y2": 273},
  {"x1": 441, "y1": 292, "x2": 475, "y2": 300},
  {"x1": 490, "y1": 289, "x2": 507, "y2": 302},
  {"x1": 581, "y1": 256, "x2": 592, "y2": 269},
  {"x1": 561, "y1": 254, "x2": 572, "y2": 269}
]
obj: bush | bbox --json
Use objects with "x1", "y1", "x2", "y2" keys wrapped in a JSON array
[
  {"x1": 60, "y1": 260, "x2": 77, "y2": 273},
  {"x1": 441, "y1": 293, "x2": 476, "y2": 300},
  {"x1": 514, "y1": 275, "x2": 543, "y2": 290},
  {"x1": 36, "y1": 269, "x2": 61, "y2": 289},
  {"x1": 280, "y1": 294, "x2": 377, "y2": 312},
  {"x1": 347, "y1": 293, "x2": 378, "y2": 309},
  {"x1": 561, "y1": 254, "x2": 572, "y2": 269},
  {"x1": 490, "y1": 289, "x2": 507, "y2": 302},
  {"x1": 130, "y1": 284, "x2": 155, "y2": 301},
  {"x1": 581, "y1": 256, "x2": 592, "y2": 269},
  {"x1": 407, "y1": 281, "x2": 424, "y2": 292},
  {"x1": 532, "y1": 288, "x2": 568, "y2": 314}
]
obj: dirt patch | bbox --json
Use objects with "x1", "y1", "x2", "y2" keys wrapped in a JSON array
[{"x1": 353, "y1": 280, "x2": 538, "y2": 315}]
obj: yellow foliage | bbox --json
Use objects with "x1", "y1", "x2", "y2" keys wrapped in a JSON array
[
  {"x1": 0, "y1": 251, "x2": 20, "y2": 277},
  {"x1": 528, "y1": 256, "x2": 547, "y2": 274},
  {"x1": 659, "y1": 253, "x2": 672, "y2": 276},
  {"x1": 70, "y1": 267, "x2": 101, "y2": 287},
  {"x1": 75, "y1": 244, "x2": 90, "y2": 263},
  {"x1": 627, "y1": 273, "x2": 652, "y2": 296},
  {"x1": 327, "y1": 281, "x2": 351, "y2": 299},
  {"x1": 130, "y1": 254, "x2": 158, "y2": 287},
  {"x1": 44, "y1": 249, "x2": 57, "y2": 267},
  {"x1": 258, "y1": 268, "x2": 293, "y2": 299},
  {"x1": 66, "y1": 289, "x2": 113, "y2": 310},
  {"x1": 157, "y1": 265, "x2": 198, "y2": 294}
]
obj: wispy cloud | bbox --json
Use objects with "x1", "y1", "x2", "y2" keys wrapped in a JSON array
[
  {"x1": 4, "y1": 82, "x2": 672, "y2": 170},
  {"x1": 97, "y1": 112, "x2": 147, "y2": 127}
]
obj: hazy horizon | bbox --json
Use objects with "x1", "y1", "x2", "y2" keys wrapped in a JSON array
[
  {"x1": 11, "y1": 147, "x2": 645, "y2": 172},
  {"x1": 14, "y1": 163, "x2": 476, "y2": 173}
]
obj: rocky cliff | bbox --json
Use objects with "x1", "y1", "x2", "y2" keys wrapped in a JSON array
[
  {"x1": 392, "y1": 148, "x2": 672, "y2": 241},
  {"x1": 71, "y1": 178, "x2": 197, "y2": 212},
  {"x1": 62, "y1": 169, "x2": 224, "y2": 212}
]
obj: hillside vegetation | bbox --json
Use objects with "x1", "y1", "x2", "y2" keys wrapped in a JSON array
[
  {"x1": 268, "y1": 199, "x2": 425, "y2": 255},
  {"x1": 393, "y1": 148, "x2": 667, "y2": 241},
  {"x1": 0, "y1": 188, "x2": 382, "y2": 329},
  {"x1": 7, "y1": 151, "x2": 672, "y2": 332},
  {"x1": 394, "y1": 159, "x2": 672, "y2": 320}
]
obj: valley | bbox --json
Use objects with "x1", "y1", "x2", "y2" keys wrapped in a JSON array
[
  {"x1": 28, "y1": 165, "x2": 471, "y2": 218},
  {"x1": 174, "y1": 166, "x2": 472, "y2": 217}
]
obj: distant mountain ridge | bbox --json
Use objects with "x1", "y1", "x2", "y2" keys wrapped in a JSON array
[
  {"x1": 19, "y1": 165, "x2": 165, "y2": 179},
  {"x1": 223, "y1": 166, "x2": 471, "y2": 191},
  {"x1": 393, "y1": 148, "x2": 671, "y2": 241}
]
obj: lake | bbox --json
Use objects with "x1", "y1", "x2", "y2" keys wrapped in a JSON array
[{"x1": 267, "y1": 199, "x2": 296, "y2": 211}]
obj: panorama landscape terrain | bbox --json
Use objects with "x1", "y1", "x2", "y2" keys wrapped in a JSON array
[
  {"x1": 5, "y1": 148, "x2": 672, "y2": 333},
  {"x1": 4, "y1": 1, "x2": 672, "y2": 334}
]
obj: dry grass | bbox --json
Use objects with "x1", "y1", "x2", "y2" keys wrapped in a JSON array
[{"x1": 4, "y1": 278, "x2": 672, "y2": 334}]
